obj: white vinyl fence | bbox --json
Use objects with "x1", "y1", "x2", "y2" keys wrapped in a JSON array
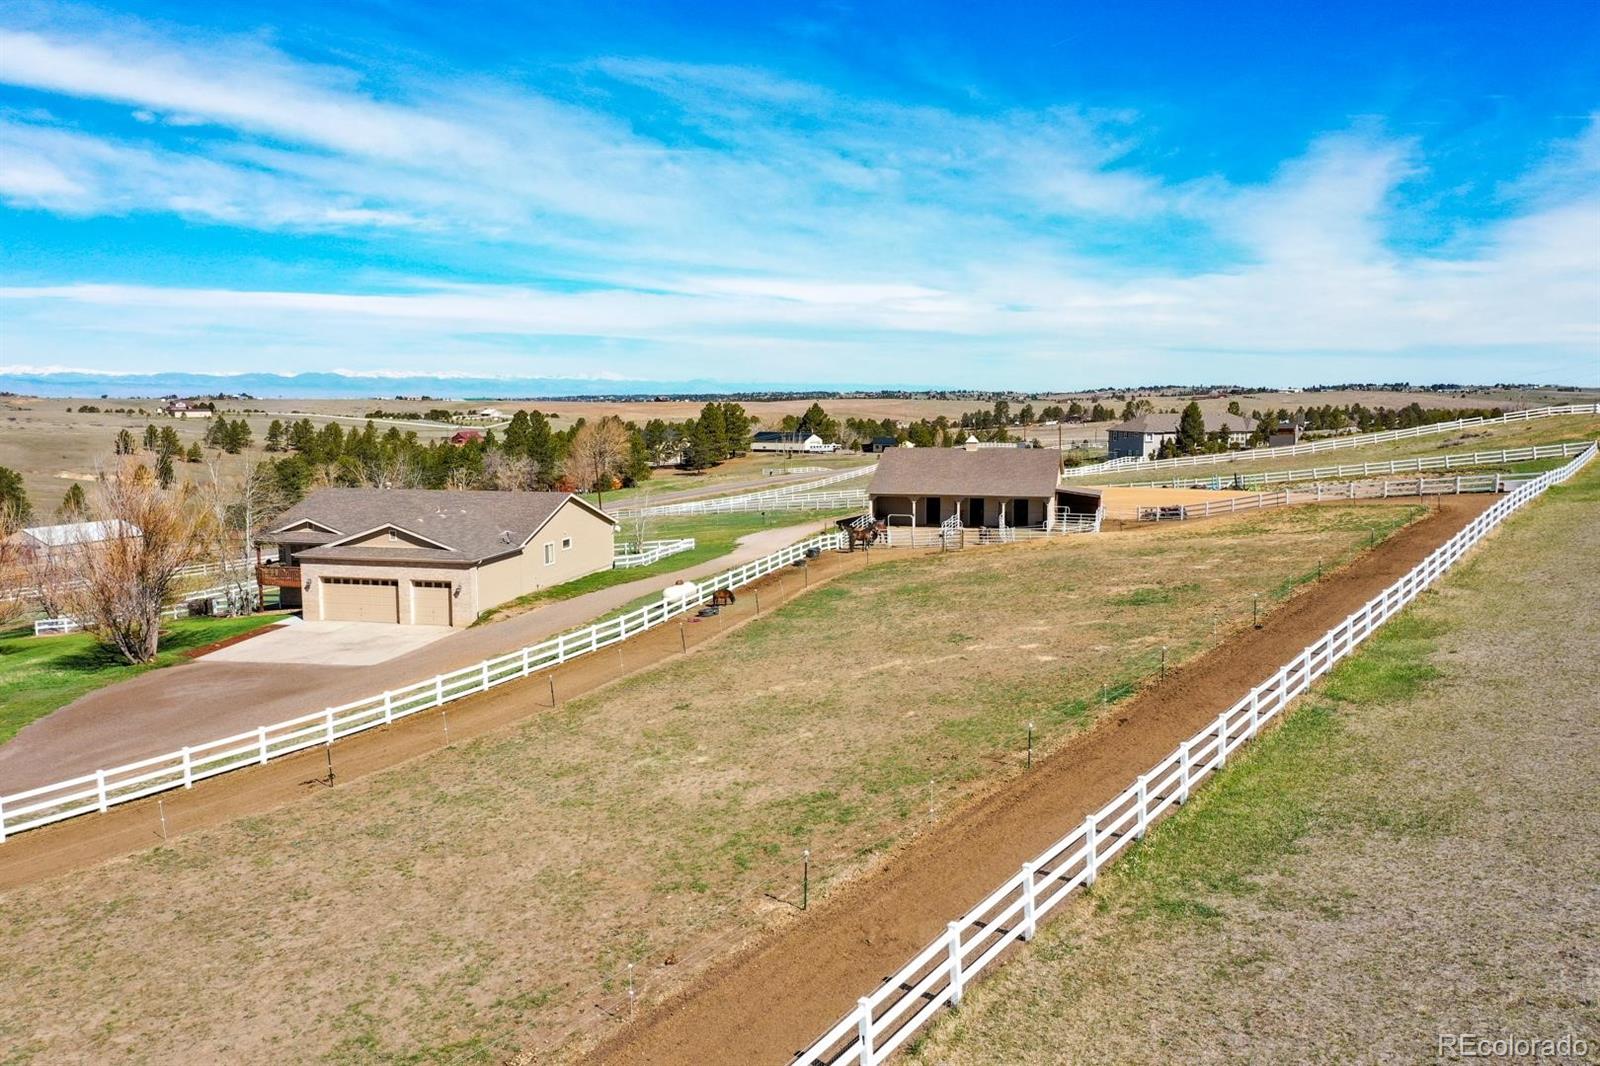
[
  {"x1": 610, "y1": 466, "x2": 876, "y2": 518},
  {"x1": 0, "y1": 530, "x2": 848, "y2": 842},
  {"x1": 1060, "y1": 403, "x2": 1600, "y2": 481},
  {"x1": 612, "y1": 538, "x2": 696, "y2": 569},
  {"x1": 878, "y1": 512, "x2": 1103, "y2": 548},
  {"x1": 32, "y1": 581, "x2": 262, "y2": 636},
  {"x1": 1117, "y1": 440, "x2": 1593, "y2": 491},
  {"x1": 1105, "y1": 473, "x2": 1520, "y2": 523},
  {"x1": 795, "y1": 442, "x2": 1597, "y2": 1066}
]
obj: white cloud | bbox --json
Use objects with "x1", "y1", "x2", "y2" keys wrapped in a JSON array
[{"x1": 0, "y1": 12, "x2": 1594, "y2": 384}]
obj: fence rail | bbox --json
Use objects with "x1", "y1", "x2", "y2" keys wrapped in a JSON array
[
  {"x1": 0, "y1": 531, "x2": 847, "y2": 842},
  {"x1": 1103, "y1": 474, "x2": 1521, "y2": 524},
  {"x1": 612, "y1": 538, "x2": 697, "y2": 569},
  {"x1": 1116, "y1": 440, "x2": 1592, "y2": 490},
  {"x1": 609, "y1": 466, "x2": 876, "y2": 518},
  {"x1": 1059, "y1": 403, "x2": 1600, "y2": 481},
  {"x1": 796, "y1": 441, "x2": 1597, "y2": 1066},
  {"x1": 879, "y1": 513, "x2": 1103, "y2": 548},
  {"x1": 31, "y1": 580, "x2": 262, "y2": 636}
]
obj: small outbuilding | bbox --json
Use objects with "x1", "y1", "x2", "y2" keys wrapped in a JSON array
[{"x1": 868, "y1": 446, "x2": 1063, "y2": 529}]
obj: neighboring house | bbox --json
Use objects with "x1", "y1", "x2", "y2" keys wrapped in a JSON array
[
  {"x1": 1270, "y1": 421, "x2": 1303, "y2": 447},
  {"x1": 9, "y1": 519, "x2": 141, "y2": 563},
  {"x1": 1106, "y1": 412, "x2": 1256, "y2": 460},
  {"x1": 868, "y1": 446, "x2": 1063, "y2": 529},
  {"x1": 476, "y1": 407, "x2": 505, "y2": 419},
  {"x1": 257, "y1": 489, "x2": 617, "y2": 627},
  {"x1": 163, "y1": 400, "x2": 212, "y2": 418},
  {"x1": 866, "y1": 436, "x2": 914, "y2": 453},
  {"x1": 751, "y1": 431, "x2": 830, "y2": 453},
  {"x1": 449, "y1": 429, "x2": 484, "y2": 446}
]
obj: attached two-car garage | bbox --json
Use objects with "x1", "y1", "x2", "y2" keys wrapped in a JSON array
[
  {"x1": 321, "y1": 577, "x2": 454, "y2": 626},
  {"x1": 321, "y1": 577, "x2": 399, "y2": 623}
]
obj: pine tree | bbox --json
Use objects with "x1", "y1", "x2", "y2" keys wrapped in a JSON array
[
  {"x1": 265, "y1": 419, "x2": 284, "y2": 451},
  {"x1": 58, "y1": 482, "x2": 88, "y2": 518},
  {"x1": 143, "y1": 423, "x2": 160, "y2": 451},
  {"x1": 1177, "y1": 401, "x2": 1207, "y2": 454},
  {"x1": 115, "y1": 428, "x2": 136, "y2": 455}
]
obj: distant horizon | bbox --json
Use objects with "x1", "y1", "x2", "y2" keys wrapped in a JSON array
[{"x1": 2, "y1": 367, "x2": 1592, "y2": 402}]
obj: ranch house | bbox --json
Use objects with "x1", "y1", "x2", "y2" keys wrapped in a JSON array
[
  {"x1": 1106, "y1": 412, "x2": 1256, "y2": 460},
  {"x1": 868, "y1": 446, "x2": 1064, "y2": 529},
  {"x1": 751, "y1": 431, "x2": 831, "y2": 453},
  {"x1": 257, "y1": 488, "x2": 617, "y2": 627}
]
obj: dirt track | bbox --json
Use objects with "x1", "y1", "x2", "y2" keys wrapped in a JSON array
[{"x1": 583, "y1": 495, "x2": 1495, "y2": 1065}]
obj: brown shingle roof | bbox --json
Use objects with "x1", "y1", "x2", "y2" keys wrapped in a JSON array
[
  {"x1": 265, "y1": 488, "x2": 614, "y2": 565},
  {"x1": 868, "y1": 447, "x2": 1061, "y2": 499}
]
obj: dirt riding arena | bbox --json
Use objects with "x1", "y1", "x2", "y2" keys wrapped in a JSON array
[{"x1": 586, "y1": 495, "x2": 1495, "y2": 1065}]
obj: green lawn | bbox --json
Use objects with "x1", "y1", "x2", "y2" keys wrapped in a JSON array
[
  {"x1": 475, "y1": 510, "x2": 847, "y2": 623},
  {"x1": 0, "y1": 614, "x2": 284, "y2": 745}
]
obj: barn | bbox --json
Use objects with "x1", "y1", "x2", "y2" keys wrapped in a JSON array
[{"x1": 867, "y1": 447, "x2": 1063, "y2": 530}]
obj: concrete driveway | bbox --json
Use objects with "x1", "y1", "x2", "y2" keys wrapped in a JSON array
[
  {"x1": 0, "y1": 519, "x2": 832, "y2": 793},
  {"x1": 203, "y1": 620, "x2": 455, "y2": 666}
]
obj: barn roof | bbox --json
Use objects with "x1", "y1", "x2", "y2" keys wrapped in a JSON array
[
  {"x1": 868, "y1": 447, "x2": 1061, "y2": 499},
  {"x1": 1110, "y1": 412, "x2": 1255, "y2": 435}
]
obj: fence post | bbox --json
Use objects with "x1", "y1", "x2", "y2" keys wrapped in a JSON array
[
  {"x1": 383, "y1": 691, "x2": 393, "y2": 726},
  {"x1": 1178, "y1": 741, "x2": 1192, "y2": 804},
  {"x1": 435, "y1": 675, "x2": 444, "y2": 705},
  {"x1": 1083, "y1": 814, "x2": 1099, "y2": 884},
  {"x1": 1216, "y1": 711, "x2": 1230, "y2": 767},
  {"x1": 1122, "y1": 771, "x2": 1147, "y2": 841},
  {"x1": 857, "y1": 997, "x2": 876, "y2": 1066},
  {"x1": 947, "y1": 921, "x2": 965, "y2": 1004},
  {"x1": 181, "y1": 746, "x2": 194, "y2": 789},
  {"x1": 95, "y1": 769, "x2": 108, "y2": 813},
  {"x1": 1250, "y1": 688, "x2": 1261, "y2": 734},
  {"x1": 0, "y1": 798, "x2": 6, "y2": 844},
  {"x1": 521, "y1": 647, "x2": 531, "y2": 678},
  {"x1": 258, "y1": 726, "x2": 269, "y2": 765},
  {"x1": 1021, "y1": 862, "x2": 1038, "y2": 940},
  {"x1": 326, "y1": 710, "x2": 335, "y2": 745}
]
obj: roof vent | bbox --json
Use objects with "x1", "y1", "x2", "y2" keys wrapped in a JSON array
[{"x1": 501, "y1": 529, "x2": 515, "y2": 543}]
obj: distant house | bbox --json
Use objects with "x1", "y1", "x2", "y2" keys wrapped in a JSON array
[
  {"x1": 257, "y1": 489, "x2": 617, "y2": 627},
  {"x1": 449, "y1": 429, "x2": 484, "y2": 446},
  {"x1": 9, "y1": 519, "x2": 141, "y2": 563},
  {"x1": 1106, "y1": 413, "x2": 1255, "y2": 460},
  {"x1": 164, "y1": 399, "x2": 212, "y2": 419},
  {"x1": 476, "y1": 407, "x2": 505, "y2": 420},
  {"x1": 867, "y1": 436, "x2": 913, "y2": 453},
  {"x1": 868, "y1": 446, "x2": 1063, "y2": 529},
  {"x1": 751, "y1": 431, "x2": 830, "y2": 453}
]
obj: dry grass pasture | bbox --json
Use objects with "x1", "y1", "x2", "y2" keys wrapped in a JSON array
[
  {"x1": 907, "y1": 465, "x2": 1600, "y2": 1065},
  {"x1": 0, "y1": 501, "x2": 1428, "y2": 1064}
]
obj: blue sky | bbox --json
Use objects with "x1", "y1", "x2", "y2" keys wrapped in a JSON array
[{"x1": 1, "y1": 0, "x2": 1597, "y2": 388}]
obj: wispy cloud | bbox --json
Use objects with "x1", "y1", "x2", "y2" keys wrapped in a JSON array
[{"x1": 0, "y1": 9, "x2": 1595, "y2": 385}]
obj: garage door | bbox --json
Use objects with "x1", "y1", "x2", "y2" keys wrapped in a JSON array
[
  {"x1": 321, "y1": 577, "x2": 399, "y2": 623},
  {"x1": 412, "y1": 581, "x2": 452, "y2": 626}
]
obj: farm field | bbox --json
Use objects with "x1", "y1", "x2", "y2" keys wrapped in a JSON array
[
  {"x1": 0, "y1": 501, "x2": 1433, "y2": 1064},
  {"x1": 0, "y1": 615, "x2": 284, "y2": 745},
  {"x1": 905, "y1": 463, "x2": 1600, "y2": 1065},
  {"x1": 1083, "y1": 413, "x2": 1600, "y2": 485}
]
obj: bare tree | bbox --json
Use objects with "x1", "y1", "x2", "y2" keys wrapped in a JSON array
[
  {"x1": 201, "y1": 454, "x2": 288, "y2": 613},
  {"x1": 483, "y1": 451, "x2": 535, "y2": 492},
  {"x1": 0, "y1": 499, "x2": 30, "y2": 630},
  {"x1": 564, "y1": 416, "x2": 631, "y2": 508},
  {"x1": 46, "y1": 460, "x2": 211, "y2": 663}
]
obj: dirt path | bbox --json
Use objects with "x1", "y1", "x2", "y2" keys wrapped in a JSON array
[
  {"x1": 0, "y1": 520, "x2": 827, "y2": 794},
  {"x1": 0, "y1": 544, "x2": 883, "y2": 889},
  {"x1": 582, "y1": 495, "x2": 1494, "y2": 1066}
]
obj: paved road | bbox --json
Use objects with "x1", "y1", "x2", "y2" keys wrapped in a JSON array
[{"x1": 0, "y1": 521, "x2": 827, "y2": 794}]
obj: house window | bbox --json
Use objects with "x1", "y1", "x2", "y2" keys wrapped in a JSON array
[
  {"x1": 387, "y1": 530, "x2": 398, "y2": 542},
  {"x1": 543, "y1": 542, "x2": 555, "y2": 565},
  {"x1": 561, "y1": 536, "x2": 573, "y2": 550}
]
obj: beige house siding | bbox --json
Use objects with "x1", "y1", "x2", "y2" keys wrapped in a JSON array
[{"x1": 297, "y1": 496, "x2": 615, "y2": 628}]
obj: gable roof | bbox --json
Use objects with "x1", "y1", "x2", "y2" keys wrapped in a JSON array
[
  {"x1": 1110, "y1": 412, "x2": 1255, "y2": 435},
  {"x1": 266, "y1": 488, "x2": 615, "y2": 565},
  {"x1": 868, "y1": 447, "x2": 1061, "y2": 499},
  {"x1": 752, "y1": 430, "x2": 820, "y2": 443}
]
